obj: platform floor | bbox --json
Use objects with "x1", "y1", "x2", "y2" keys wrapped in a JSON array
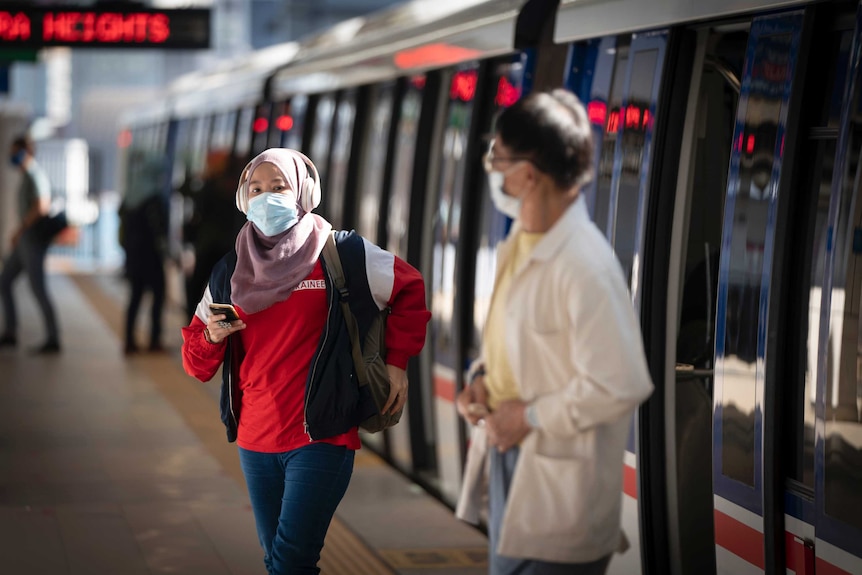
[{"x1": 0, "y1": 268, "x2": 487, "y2": 575}]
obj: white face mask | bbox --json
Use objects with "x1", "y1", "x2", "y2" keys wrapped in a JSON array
[
  {"x1": 246, "y1": 192, "x2": 299, "y2": 236},
  {"x1": 487, "y1": 171, "x2": 522, "y2": 219}
]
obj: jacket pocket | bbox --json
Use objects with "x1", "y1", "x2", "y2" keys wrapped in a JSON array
[{"x1": 515, "y1": 451, "x2": 593, "y2": 544}]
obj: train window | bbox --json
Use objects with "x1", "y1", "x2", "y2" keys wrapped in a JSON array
[
  {"x1": 251, "y1": 103, "x2": 271, "y2": 155},
  {"x1": 327, "y1": 90, "x2": 358, "y2": 229},
  {"x1": 720, "y1": 30, "x2": 795, "y2": 488},
  {"x1": 189, "y1": 115, "x2": 212, "y2": 181},
  {"x1": 595, "y1": 37, "x2": 628, "y2": 237},
  {"x1": 430, "y1": 65, "x2": 479, "y2": 501},
  {"x1": 786, "y1": 29, "x2": 854, "y2": 491},
  {"x1": 280, "y1": 95, "x2": 307, "y2": 151},
  {"x1": 568, "y1": 37, "x2": 617, "y2": 224},
  {"x1": 356, "y1": 83, "x2": 395, "y2": 243},
  {"x1": 610, "y1": 46, "x2": 659, "y2": 291},
  {"x1": 387, "y1": 76, "x2": 425, "y2": 258},
  {"x1": 309, "y1": 94, "x2": 336, "y2": 205},
  {"x1": 823, "y1": 38, "x2": 862, "y2": 533},
  {"x1": 471, "y1": 59, "x2": 525, "y2": 361},
  {"x1": 234, "y1": 106, "x2": 255, "y2": 160}
]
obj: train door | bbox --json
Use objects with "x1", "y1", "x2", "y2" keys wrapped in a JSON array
[
  {"x1": 353, "y1": 81, "x2": 398, "y2": 456},
  {"x1": 386, "y1": 75, "x2": 438, "y2": 479},
  {"x1": 780, "y1": 3, "x2": 862, "y2": 574},
  {"x1": 565, "y1": 28, "x2": 670, "y2": 575},
  {"x1": 425, "y1": 64, "x2": 483, "y2": 503}
]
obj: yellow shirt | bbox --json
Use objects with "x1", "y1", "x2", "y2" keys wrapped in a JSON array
[{"x1": 483, "y1": 230, "x2": 545, "y2": 409}]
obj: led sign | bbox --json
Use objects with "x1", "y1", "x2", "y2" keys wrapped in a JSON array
[{"x1": 0, "y1": 6, "x2": 209, "y2": 49}]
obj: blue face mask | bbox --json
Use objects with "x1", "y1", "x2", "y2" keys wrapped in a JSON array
[{"x1": 246, "y1": 192, "x2": 299, "y2": 236}]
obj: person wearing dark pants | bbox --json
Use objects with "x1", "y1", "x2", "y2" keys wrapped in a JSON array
[
  {"x1": 120, "y1": 187, "x2": 168, "y2": 354},
  {"x1": 0, "y1": 135, "x2": 60, "y2": 354}
]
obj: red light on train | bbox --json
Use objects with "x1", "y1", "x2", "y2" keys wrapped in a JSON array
[
  {"x1": 606, "y1": 110, "x2": 620, "y2": 134},
  {"x1": 117, "y1": 129, "x2": 132, "y2": 148},
  {"x1": 746, "y1": 134, "x2": 755, "y2": 155},
  {"x1": 252, "y1": 118, "x2": 269, "y2": 133},
  {"x1": 394, "y1": 43, "x2": 481, "y2": 70},
  {"x1": 0, "y1": 12, "x2": 31, "y2": 41},
  {"x1": 410, "y1": 76, "x2": 426, "y2": 90},
  {"x1": 625, "y1": 105, "x2": 641, "y2": 129},
  {"x1": 587, "y1": 101, "x2": 606, "y2": 126},
  {"x1": 450, "y1": 70, "x2": 477, "y2": 102},
  {"x1": 276, "y1": 115, "x2": 294, "y2": 131},
  {"x1": 495, "y1": 77, "x2": 520, "y2": 108}
]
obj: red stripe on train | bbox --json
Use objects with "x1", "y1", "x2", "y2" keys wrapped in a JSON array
[
  {"x1": 434, "y1": 375, "x2": 456, "y2": 402},
  {"x1": 623, "y1": 463, "x2": 637, "y2": 499},
  {"x1": 714, "y1": 509, "x2": 765, "y2": 569}
]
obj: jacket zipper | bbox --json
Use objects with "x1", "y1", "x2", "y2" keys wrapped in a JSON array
[{"x1": 304, "y1": 271, "x2": 334, "y2": 441}]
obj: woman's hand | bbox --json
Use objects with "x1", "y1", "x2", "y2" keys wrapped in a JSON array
[
  {"x1": 456, "y1": 374, "x2": 489, "y2": 426},
  {"x1": 205, "y1": 313, "x2": 247, "y2": 344},
  {"x1": 383, "y1": 365, "x2": 408, "y2": 414}
]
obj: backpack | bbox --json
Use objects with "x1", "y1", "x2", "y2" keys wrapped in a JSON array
[{"x1": 321, "y1": 233, "x2": 402, "y2": 433}]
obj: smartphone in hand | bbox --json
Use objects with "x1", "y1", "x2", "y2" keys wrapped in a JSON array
[{"x1": 209, "y1": 303, "x2": 240, "y2": 322}]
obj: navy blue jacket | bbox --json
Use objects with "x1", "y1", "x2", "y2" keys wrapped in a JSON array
[{"x1": 209, "y1": 230, "x2": 378, "y2": 442}]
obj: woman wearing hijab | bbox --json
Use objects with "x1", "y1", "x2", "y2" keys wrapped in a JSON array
[{"x1": 181, "y1": 148, "x2": 430, "y2": 575}]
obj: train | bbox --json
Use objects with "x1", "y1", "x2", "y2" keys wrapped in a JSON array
[{"x1": 118, "y1": 1, "x2": 862, "y2": 574}]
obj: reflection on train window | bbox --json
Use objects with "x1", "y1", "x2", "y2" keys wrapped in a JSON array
[
  {"x1": 281, "y1": 95, "x2": 307, "y2": 151},
  {"x1": 251, "y1": 103, "x2": 271, "y2": 155},
  {"x1": 824, "y1": 45, "x2": 862, "y2": 532},
  {"x1": 310, "y1": 94, "x2": 336, "y2": 201},
  {"x1": 787, "y1": 30, "x2": 853, "y2": 490},
  {"x1": 611, "y1": 48, "x2": 658, "y2": 288},
  {"x1": 674, "y1": 27, "x2": 744, "y2": 575},
  {"x1": 721, "y1": 32, "x2": 792, "y2": 487},
  {"x1": 387, "y1": 77, "x2": 424, "y2": 258},
  {"x1": 234, "y1": 106, "x2": 255, "y2": 160},
  {"x1": 594, "y1": 38, "x2": 629, "y2": 237},
  {"x1": 575, "y1": 36, "x2": 616, "y2": 224},
  {"x1": 431, "y1": 67, "x2": 478, "y2": 370},
  {"x1": 327, "y1": 90, "x2": 357, "y2": 229},
  {"x1": 357, "y1": 83, "x2": 395, "y2": 242},
  {"x1": 472, "y1": 59, "x2": 524, "y2": 360}
]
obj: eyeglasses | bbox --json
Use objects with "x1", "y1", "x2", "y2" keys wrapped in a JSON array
[{"x1": 483, "y1": 139, "x2": 532, "y2": 173}]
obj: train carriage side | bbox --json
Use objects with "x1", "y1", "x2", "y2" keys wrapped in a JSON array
[
  {"x1": 264, "y1": 0, "x2": 565, "y2": 511},
  {"x1": 556, "y1": 0, "x2": 862, "y2": 574}
]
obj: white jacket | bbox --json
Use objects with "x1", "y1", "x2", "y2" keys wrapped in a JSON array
[{"x1": 456, "y1": 197, "x2": 653, "y2": 564}]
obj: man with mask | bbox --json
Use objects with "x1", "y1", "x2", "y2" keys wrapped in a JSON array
[
  {"x1": 0, "y1": 135, "x2": 61, "y2": 354},
  {"x1": 455, "y1": 90, "x2": 653, "y2": 574}
]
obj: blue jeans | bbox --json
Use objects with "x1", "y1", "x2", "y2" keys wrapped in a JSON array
[
  {"x1": 489, "y1": 447, "x2": 612, "y2": 575},
  {"x1": 238, "y1": 443, "x2": 355, "y2": 575}
]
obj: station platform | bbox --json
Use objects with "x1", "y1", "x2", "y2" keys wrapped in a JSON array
[{"x1": 0, "y1": 266, "x2": 488, "y2": 574}]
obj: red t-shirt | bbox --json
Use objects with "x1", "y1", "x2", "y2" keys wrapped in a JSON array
[{"x1": 233, "y1": 261, "x2": 359, "y2": 452}]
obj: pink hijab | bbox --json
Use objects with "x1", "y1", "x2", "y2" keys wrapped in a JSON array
[{"x1": 230, "y1": 149, "x2": 331, "y2": 314}]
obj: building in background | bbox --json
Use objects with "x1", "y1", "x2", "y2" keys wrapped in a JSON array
[{"x1": 0, "y1": 0, "x2": 401, "y2": 266}]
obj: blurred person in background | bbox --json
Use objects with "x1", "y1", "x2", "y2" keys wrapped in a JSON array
[
  {"x1": 181, "y1": 152, "x2": 247, "y2": 321},
  {"x1": 181, "y1": 148, "x2": 430, "y2": 574},
  {"x1": 455, "y1": 90, "x2": 654, "y2": 575},
  {"x1": 119, "y1": 151, "x2": 168, "y2": 354},
  {"x1": 0, "y1": 135, "x2": 61, "y2": 354}
]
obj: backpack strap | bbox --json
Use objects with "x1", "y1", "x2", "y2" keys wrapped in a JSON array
[{"x1": 322, "y1": 233, "x2": 370, "y2": 388}]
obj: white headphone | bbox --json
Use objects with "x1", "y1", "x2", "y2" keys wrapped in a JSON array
[{"x1": 236, "y1": 150, "x2": 321, "y2": 213}]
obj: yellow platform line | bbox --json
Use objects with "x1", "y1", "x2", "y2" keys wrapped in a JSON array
[{"x1": 70, "y1": 274, "x2": 397, "y2": 575}]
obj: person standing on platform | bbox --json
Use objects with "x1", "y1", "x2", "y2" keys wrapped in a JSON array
[
  {"x1": 180, "y1": 148, "x2": 430, "y2": 575},
  {"x1": 0, "y1": 135, "x2": 61, "y2": 354},
  {"x1": 119, "y1": 152, "x2": 169, "y2": 354},
  {"x1": 455, "y1": 90, "x2": 654, "y2": 575}
]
